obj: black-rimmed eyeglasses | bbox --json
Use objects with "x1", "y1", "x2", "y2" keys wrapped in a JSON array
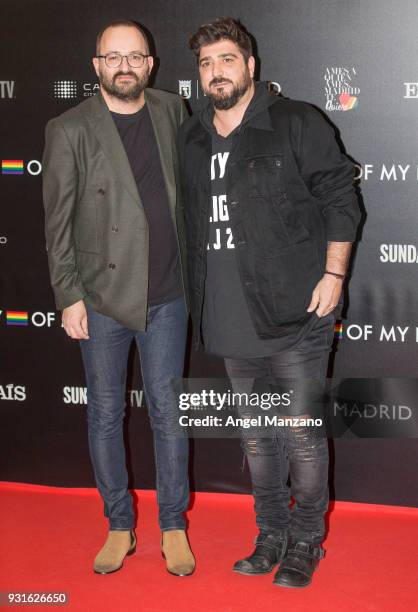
[{"x1": 95, "y1": 52, "x2": 151, "y2": 68}]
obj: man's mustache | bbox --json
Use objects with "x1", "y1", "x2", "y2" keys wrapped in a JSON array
[
  {"x1": 112, "y1": 71, "x2": 139, "y2": 82},
  {"x1": 209, "y1": 77, "x2": 233, "y2": 87}
]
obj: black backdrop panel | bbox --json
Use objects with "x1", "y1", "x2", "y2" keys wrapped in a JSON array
[{"x1": 1, "y1": 1, "x2": 417, "y2": 506}]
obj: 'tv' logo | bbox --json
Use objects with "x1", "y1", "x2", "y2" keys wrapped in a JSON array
[{"x1": 0, "y1": 81, "x2": 15, "y2": 99}]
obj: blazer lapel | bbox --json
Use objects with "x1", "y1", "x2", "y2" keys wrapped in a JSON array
[{"x1": 86, "y1": 92, "x2": 141, "y2": 206}]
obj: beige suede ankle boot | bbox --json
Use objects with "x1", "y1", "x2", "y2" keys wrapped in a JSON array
[
  {"x1": 93, "y1": 530, "x2": 136, "y2": 574},
  {"x1": 161, "y1": 529, "x2": 195, "y2": 576}
]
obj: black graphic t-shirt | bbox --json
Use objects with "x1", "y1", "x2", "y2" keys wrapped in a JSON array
[
  {"x1": 201, "y1": 128, "x2": 314, "y2": 358},
  {"x1": 111, "y1": 105, "x2": 182, "y2": 307}
]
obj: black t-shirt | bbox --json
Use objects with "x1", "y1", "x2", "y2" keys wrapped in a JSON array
[
  {"x1": 111, "y1": 105, "x2": 182, "y2": 307},
  {"x1": 201, "y1": 129, "x2": 316, "y2": 358}
]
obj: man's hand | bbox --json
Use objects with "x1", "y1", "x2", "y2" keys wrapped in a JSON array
[
  {"x1": 62, "y1": 300, "x2": 89, "y2": 340},
  {"x1": 307, "y1": 274, "x2": 343, "y2": 317}
]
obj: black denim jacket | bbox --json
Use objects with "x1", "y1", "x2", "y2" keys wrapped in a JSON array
[{"x1": 178, "y1": 88, "x2": 361, "y2": 347}]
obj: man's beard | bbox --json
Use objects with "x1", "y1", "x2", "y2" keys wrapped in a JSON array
[
  {"x1": 204, "y1": 71, "x2": 252, "y2": 110},
  {"x1": 99, "y1": 69, "x2": 149, "y2": 101}
]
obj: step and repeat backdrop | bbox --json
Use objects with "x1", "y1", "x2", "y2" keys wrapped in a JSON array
[{"x1": 1, "y1": 0, "x2": 417, "y2": 506}]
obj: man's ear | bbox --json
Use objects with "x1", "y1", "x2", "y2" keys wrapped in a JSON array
[
  {"x1": 92, "y1": 56, "x2": 100, "y2": 78},
  {"x1": 248, "y1": 56, "x2": 255, "y2": 79}
]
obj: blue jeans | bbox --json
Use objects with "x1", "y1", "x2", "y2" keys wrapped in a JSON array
[
  {"x1": 224, "y1": 313, "x2": 335, "y2": 545},
  {"x1": 79, "y1": 297, "x2": 189, "y2": 531}
]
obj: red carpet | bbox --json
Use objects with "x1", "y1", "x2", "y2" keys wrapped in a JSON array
[{"x1": 0, "y1": 482, "x2": 416, "y2": 611}]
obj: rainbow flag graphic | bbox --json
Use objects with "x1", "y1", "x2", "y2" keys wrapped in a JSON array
[
  {"x1": 2, "y1": 160, "x2": 24, "y2": 175},
  {"x1": 334, "y1": 321, "x2": 343, "y2": 339},
  {"x1": 6, "y1": 311, "x2": 29, "y2": 326}
]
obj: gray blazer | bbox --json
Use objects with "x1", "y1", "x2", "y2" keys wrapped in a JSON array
[{"x1": 42, "y1": 89, "x2": 188, "y2": 330}]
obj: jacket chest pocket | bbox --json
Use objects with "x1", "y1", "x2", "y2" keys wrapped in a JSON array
[
  {"x1": 245, "y1": 154, "x2": 285, "y2": 199},
  {"x1": 234, "y1": 153, "x2": 310, "y2": 251}
]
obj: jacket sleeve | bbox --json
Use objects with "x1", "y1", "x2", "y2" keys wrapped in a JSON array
[
  {"x1": 42, "y1": 118, "x2": 87, "y2": 310},
  {"x1": 297, "y1": 107, "x2": 361, "y2": 242}
]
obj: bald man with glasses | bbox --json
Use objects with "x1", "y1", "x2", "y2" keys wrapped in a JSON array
[{"x1": 42, "y1": 19, "x2": 194, "y2": 576}]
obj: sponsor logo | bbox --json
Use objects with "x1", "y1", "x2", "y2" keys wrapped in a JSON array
[
  {"x1": 0, "y1": 80, "x2": 15, "y2": 99},
  {"x1": 380, "y1": 244, "x2": 418, "y2": 264},
  {"x1": 6, "y1": 311, "x2": 28, "y2": 326},
  {"x1": 54, "y1": 80, "x2": 77, "y2": 98},
  {"x1": 267, "y1": 81, "x2": 282, "y2": 95},
  {"x1": 333, "y1": 401, "x2": 412, "y2": 421},
  {"x1": 179, "y1": 80, "x2": 192, "y2": 99},
  {"x1": 1, "y1": 159, "x2": 42, "y2": 176},
  {"x1": 63, "y1": 386, "x2": 145, "y2": 407},
  {"x1": 54, "y1": 81, "x2": 99, "y2": 99},
  {"x1": 338, "y1": 324, "x2": 417, "y2": 343},
  {"x1": 178, "y1": 79, "x2": 204, "y2": 100},
  {"x1": 2, "y1": 160, "x2": 23, "y2": 175},
  {"x1": 63, "y1": 387, "x2": 88, "y2": 405},
  {"x1": 329, "y1": 381, "x2": 418, "y2": 436},
  {"x1": 335, "y1": 321, "x2": 418, "y2": 343},
  {"x1": 403, "y1": 82, "x2": 418, "y2": 98},
  {"x1": 354, "y1": 163, "x2": 418, "y2": 182},
  {"x1": 178, "y1": 79, "x2": 281, "y2": 101},
  {"x1": 324, "y1": 67, "x2": 359, "y2": 111},
  {"x1": 0, "y1": 384, "x2": 26, "y2": 401},
  {"x1": 334, "y1": 322, "x2": 343, "y2": 338},
  {"x1": 1, "y1": 310, "x2": 57, "y2": 328},
  {"x1": 82, "y1": 82, "x2": 100, "y2": 97}
]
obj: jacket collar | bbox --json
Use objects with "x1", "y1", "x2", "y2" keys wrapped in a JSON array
[
  {"x1": 196, "y1": 81, "x2": 276, "y2": 141},
  {"x1": 87, "y1": 91, "x2": 140, "y2": 205},
  {"x1": 245, "y1": 107, "x2": 275, "y2": 132},
  {"x1": 187, "y1": 104, "x2": 275, "y2": 152}
]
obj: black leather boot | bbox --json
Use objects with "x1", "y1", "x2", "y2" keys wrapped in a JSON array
[
  {"x1": 273, "y1": 540, "x2": 325, "y2": 588},
  {"x1": 233, "y1": 533, "x2": 287, "y2": 575}
]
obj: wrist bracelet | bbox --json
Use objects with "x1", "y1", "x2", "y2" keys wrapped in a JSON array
[{"x1": 325, "y1": 270, "x2": 345, "y2": 279}]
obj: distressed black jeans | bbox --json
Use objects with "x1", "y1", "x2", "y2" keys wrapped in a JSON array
[{"x1": 224, "y1": 313, "x2": 335, "y2": 545}]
